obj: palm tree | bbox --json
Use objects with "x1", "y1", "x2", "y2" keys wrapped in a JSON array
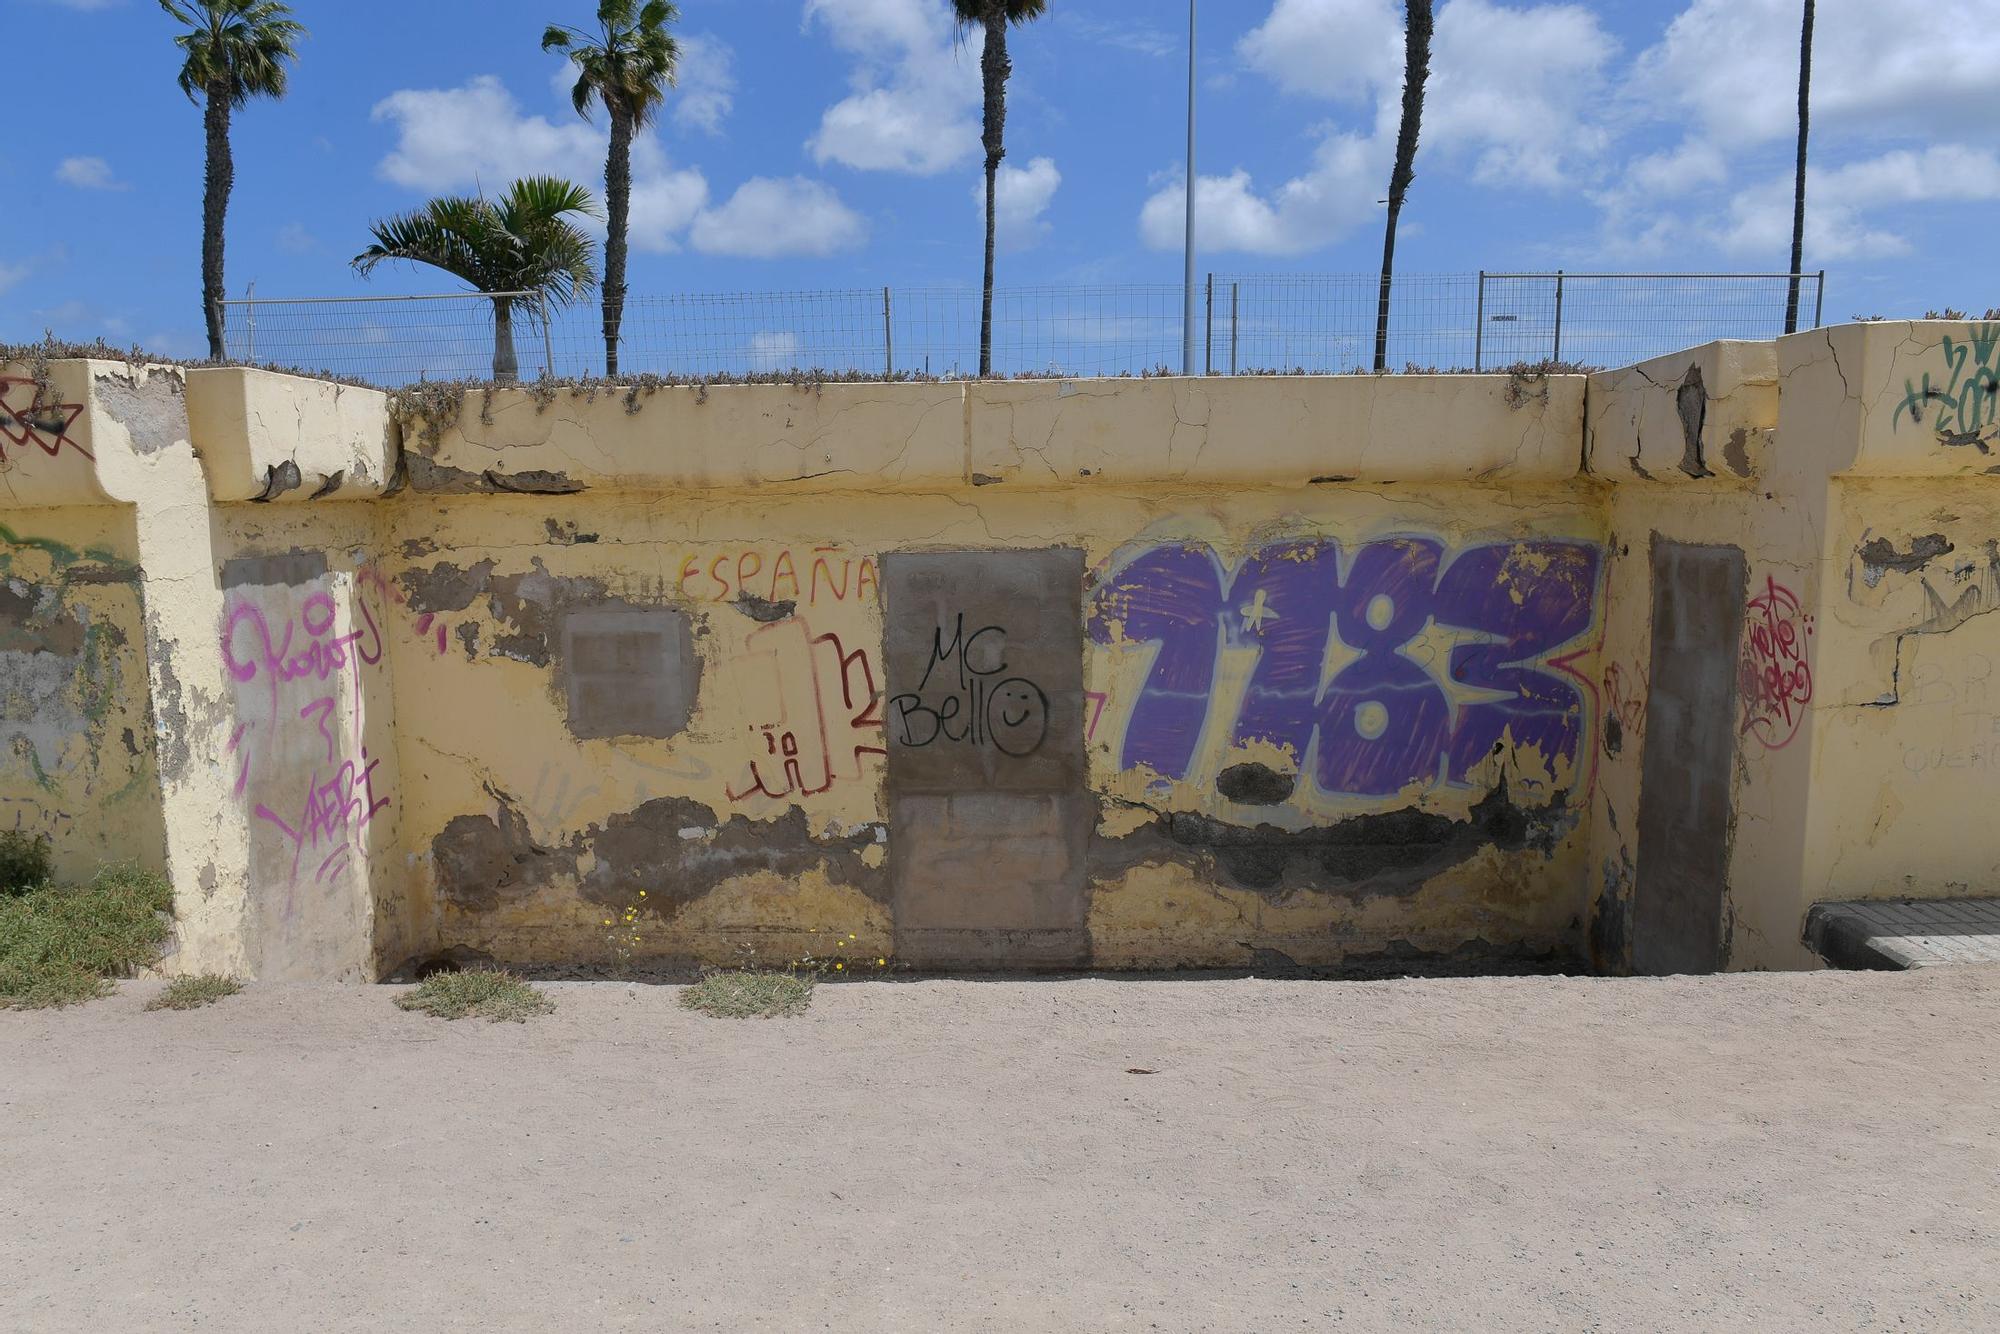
[
  {"x1": 952, "y1": 0, "x2": 1050, "y2": 378},
  {"x1": 544, "y1": 1, "x2": 680, "y2": 378},
  {"x1": 1784, "y1": 0, "x2": 1815, "y2": 335},
  {"x1": 352, "y1": 178, "x2": 601, "y2": 382},
  {"x1": 160, "y1": 0, "x2": 306, "y2": 361},
  {"x1": 1374, "y1": 0, "x2": 1432, "y2": 373}
]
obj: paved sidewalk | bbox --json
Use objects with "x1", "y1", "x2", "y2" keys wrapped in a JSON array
[
  {"x1": 3, "y1": 968, "x2": 1998, "y2": 1332},
  {"x1": 1806, "y1": 898, "x2": 2000, "y2": 969}
]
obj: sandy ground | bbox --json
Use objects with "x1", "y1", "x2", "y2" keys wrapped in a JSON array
[{"x1": 3, "y1": 968, "x2": 1997, "y2": 1333}]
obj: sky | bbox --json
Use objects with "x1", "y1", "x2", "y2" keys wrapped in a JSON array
[{"x1": 4, "y1": 0, "x2": 1997, "y2": 360}]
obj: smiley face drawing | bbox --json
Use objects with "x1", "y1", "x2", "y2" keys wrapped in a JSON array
[{"x1": 987, "y1": 677, "x2": 1050, "y2": 757}]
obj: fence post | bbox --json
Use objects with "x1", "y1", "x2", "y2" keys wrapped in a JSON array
[
  {"x1": 1205, "y1": 274, "x2": 1214, "y2": 376},
  {"x1": 539, "y1": 292, "x2": 554, "y2": 380},
  {"x1": 1473, "y1": 270, "x2": 1485, "y2": 372},
  {"x1": 1813, "y1": 270, "x2": 1826, "y2": 329},
  {"x1": 1551, "y1": 270, "x2": 1566, "y2": 364},
  {"x1": 883, "y1": 287, "x2": 894, "y2": 378},
  {"x1": 1216, "y1": 284, "x2": 1232, "y2": 378}
]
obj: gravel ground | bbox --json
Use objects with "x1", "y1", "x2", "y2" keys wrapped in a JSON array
[{"x1": 3, "y1": 967, "x2": 1997, "y2": 1332}]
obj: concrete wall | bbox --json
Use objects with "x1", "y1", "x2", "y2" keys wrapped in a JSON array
[{"x1": 4, "y1": 322, "x2": 1990, "y2": 978}]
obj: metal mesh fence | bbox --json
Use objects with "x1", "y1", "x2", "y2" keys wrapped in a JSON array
[{"x1": 223, "y1": 272, "x2": 1825, "y2": 386}]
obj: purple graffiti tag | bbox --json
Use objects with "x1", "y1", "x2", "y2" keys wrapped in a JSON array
[
  {"x1": 1316, "y1": 538, "x2": 1451, "y2": 795},
  {"x1": 253, "y1": 751, "x2": 391, "y2": 883},
  {"x1": 1228, "y1": 540, "x2": 1343, "y2": 768},
  {"x1": 1094, "y1": 536, "x2": 1605, "y2": 802},
  {"x1": 1435, "y1": 541, "x2": 1602, "y2": 784},
  {"x1": 1087, "y1": 544, "x2": 1226, "y2": 780}
]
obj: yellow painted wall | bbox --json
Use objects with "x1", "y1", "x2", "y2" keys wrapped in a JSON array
[{"x1": 6, "y1": 326, "x2": 1993, "y2": 979}]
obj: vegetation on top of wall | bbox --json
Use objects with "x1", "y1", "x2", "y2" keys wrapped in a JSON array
[
  {"x1": 0, "y1": 335, "x2": 378, "y2": 391},
  {"x1": 0, "y1": 864, "x2": 175, "y2": 1009},
  {"x1": 0, "y1": 832, "x2": 53, "y2": 898}
]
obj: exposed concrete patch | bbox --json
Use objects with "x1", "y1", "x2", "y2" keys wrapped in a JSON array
[
  {"x1": 1722, "y1": 428, "x2": 1752, "y2": 477},
  {"x1": 431, "y1": 800, "x2": 578, "y2": 913},
  {"x1": 1602, "y1": 714, "x2": 1624, "y2": 759},
  {"x1": 1590, "y1": 842, "x2": 1635, "y2": 974},
  {"x1": 403, "y1": 455, "x2": 585, "y2": 495},
  {"x1": 401, "y1": 559, "x2": 497, "y2": 615},
  {"x1": 1216, "y1": 762, "x2": 1296, "y2": 806},
  {"x1": 251, "y1": 460, "x2": 303, "y2": 503},
  {"x1": 582, "y1": 798, "x2": 889, "y2": 912},
  {"x1": 1092, "y1": 778, "x2": 1577, "y2": 901},
  {"x1": 544, "y1": 519, "x2": 599, "y2": 546},
  {"x1": 1858, "y1": 533, "x2": 1953, "y2": 588},
  {"x1": 220, "y1": 550, "x2": 329, "y2": 590},
  {"x1": 732, "y1": 592, "x2": 797, "y2": 623},
  {"x1": 1676, "y1": 365, "x2": 1712, "y2": 478},
  {"x1": 0, "y1": 580, "x2": 85, "y2": 656},
  {"x1": 560, "y1": 606, "x2": 699, "y2": 740},
  {"x1": 93, "y1": 372, "x2": 188, "y2": 457}
]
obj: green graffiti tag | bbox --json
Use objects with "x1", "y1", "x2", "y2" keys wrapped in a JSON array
[{"x1": 1898, "y1": 324, "x2": 2000, "y2": 452}]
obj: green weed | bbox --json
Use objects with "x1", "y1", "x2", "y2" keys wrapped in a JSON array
[
  {"x1": 394, "y1": 968, "x2": 554, "y2": 1023},
  {"x1": 0, "y1": 864, "x2": 174, "y2": 1009}
]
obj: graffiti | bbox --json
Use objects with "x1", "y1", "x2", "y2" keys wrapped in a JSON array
[
  {"x1": 220, "y1": 570, "x2": 434, "y2": 878},
  {"x1": 0, "y1": 377, "x2": 91, "y2": 465},
  {"x1": 1601, "y1": 661, "x2": 1648, "y2": 755},
  {"x1": 677, "y1": 547, "x2": 878, "y2": 608},
  {"x1": 253, "y1": 751, "x2": 391, "y2": 883},
  {"x1": 726, "y1": 618, "x2": 885, "y2": 802},
  {"x1": 1897, "y1": 325, "x2": 2000, "y2": 451},
  {"x1": 1088, "y1": 538, "x2": 1603, "y2": 798},
  {"x1": 886, "y1": 612, "x2": 1051, "y2": 757},
  {"x1": 1739, "y1": 575, "x2": 1813, "y2": 750}
]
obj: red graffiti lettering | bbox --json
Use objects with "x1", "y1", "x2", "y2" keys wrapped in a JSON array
[
  {"x1": 725, "y1": 618, "x2": 886, "y2": 803},
  {"x1": 1739, "y1": 575, "x2": 1814, "y2": 750},
  {"x1": 0, "y1": 377, "x2": 91, "y2": 464}
]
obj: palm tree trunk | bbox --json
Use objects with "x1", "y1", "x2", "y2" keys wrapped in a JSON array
[
  {"x1": 1375, "y1": 1, "x2": 1432, "y2": 374},
  {"x1": 202, "y1": 80, "x2": 234, "y2": 361},
  {"x1": 978, "y1": 14, "x2": 1010, "y2": 379},
  {"x1": 492, "y1": 298, "x2": 520, "y2": 383},
  {"x1": 1784, "y1": 0, "x2": 1814, "y2": 335},
  {"x1": 604, "y1": 110, "x2": 634, "y2": 378}
]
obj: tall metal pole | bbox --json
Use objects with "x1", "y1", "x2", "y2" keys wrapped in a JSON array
[{"x1": 1182, "y1": 0, "x2": 1197, "y2": 376}]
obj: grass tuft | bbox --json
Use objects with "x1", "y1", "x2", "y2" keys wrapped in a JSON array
[
  {"x1": 0, "y1": 830, "x2": 53, "y2": 898},
  {"x1": 394, "y1": 968, "x2": 554, "y2": 1023},
  {"x1": 145, "y1": 974, "x2": 242, "y2": 1011},
  {"x1": 681, "y1": 969, "x2": 814, "y2": 1019},
  {"x1": 0, "y1": 864, "x2": 173, "y2": 1010}
]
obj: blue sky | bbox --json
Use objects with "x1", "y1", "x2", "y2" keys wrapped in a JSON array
[{"x1": 5, "y1": 0, "x2": 1996, "y2": 359}]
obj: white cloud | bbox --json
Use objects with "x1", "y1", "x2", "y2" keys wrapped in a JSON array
[
  {"x1": 689, "y1": 178, "x2": 868, "y2": 257},
  {"x1": 672, "y1": 34, "x2": 737, "y2": 135},
  {"x1": 1140, "y1": 131, "x2": 1385, "y2": 256},
  {"x1": 1238, "y1": 0, "x2": 1400, "y2": 102},
  {"x1": 371, "y1": 75, "x2": 709, "y2": 255},
  {"x1": 35, "y1": 0, "x2": 125, "y2": 10},
  {"x1": 803, "y1": 0, "x2": 978, "y2": 175},
  {"x1": 374, "y1": 76, "x2": 603, "y2": 191},
  {"x1": 275, "y1": 222, "x2": 318, "y2": 254},
  {"x1": 0, "y1": 262, "x2": 27, "y2": 297},
  {"x1": 1719, "y1": 146, "x2": 2000, "y2": 261},
  {"x1": 1059, "y1": 12, "x2": 1177, "y2": 59},
  {"x1": 55, "y1": 156, "x2": 128, "y2": 191},
  {"x1": 1425, "y1": 0, "x2": 1617, "y2": 189},
  {"x1": 1636, "y1": 0, "x2": 2000, "y2": 150},
  {"x1": 978, "y1": 156, "x2": 1061, "y2": 250},
  {"x1": 750, "y1": 332, "x2": 801, "y2": 370}
]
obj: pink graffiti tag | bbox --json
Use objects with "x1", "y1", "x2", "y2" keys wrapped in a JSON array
[
  {"x1": 253, "y1": 753, "x2": 391, "y2": 884},
  {"x1": 1739, "y1": 575, "x2": 1814, "y2": 750},
  {"x1": 222, "y1": 592, "x2": 386, "y2": 722},
  {"x1": 0, "y1": 377, "x2": 91, "y2": 464}
]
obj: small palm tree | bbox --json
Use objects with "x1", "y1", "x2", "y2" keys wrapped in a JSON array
[
  {"x1": 952, "y1": 0, "x2": 1050, "y2": 379},
  {"x1": 544, "y1": 1, "x2": 680, "y2": 378},
  {"x1": 1784, "y1": 0, "x2": 1815, "y2": 335},
  {"x1": 160, "y1": 0, "x2": 306, "y2": 361},
  {"x1": 352, "y1": 178, "x2": 601, "y2": 382},
  {"x1": 1374, "y1": 0, "x2": 1432, "y2": 373}
]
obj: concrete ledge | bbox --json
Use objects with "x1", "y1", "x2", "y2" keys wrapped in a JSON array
[
  {"x1": 186, "y1": 367, "x2": 396, "y2": 503},
  {"x1": 1586, "y1": 340, "x2": 1776, "y2": 484}
]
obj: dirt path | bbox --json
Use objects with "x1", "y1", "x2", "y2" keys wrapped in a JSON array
[{"x1": 3, "y1": 968, "x2": 1997, "y2": 1332}]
